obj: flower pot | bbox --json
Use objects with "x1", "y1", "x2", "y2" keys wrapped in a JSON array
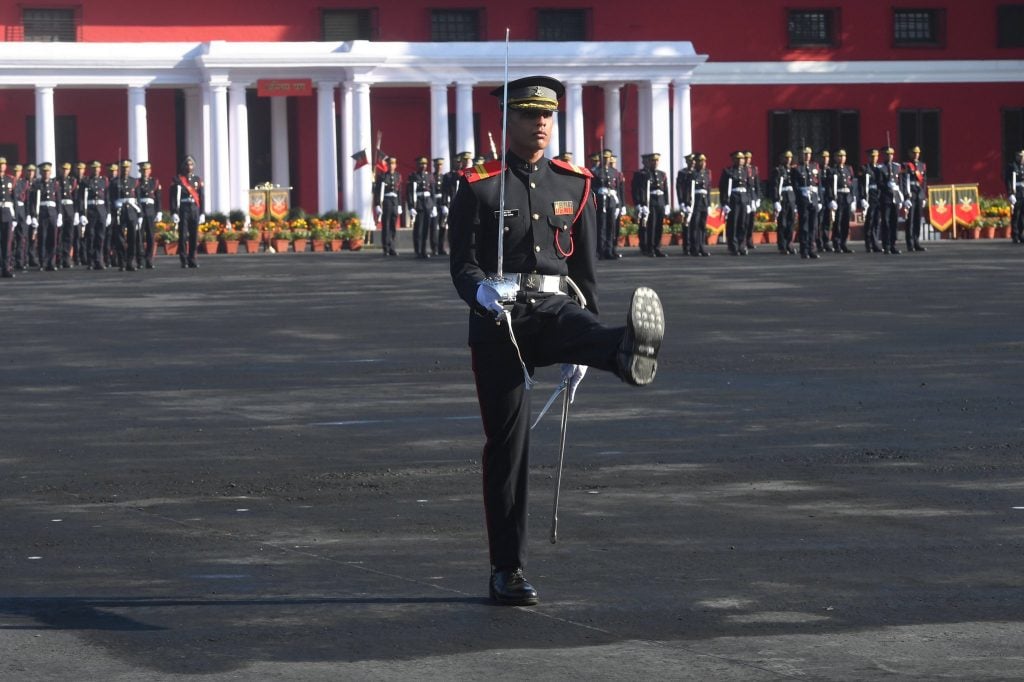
[
  {"x1": 242, "y1": 239, "x2": 260, "y2": 254},
  {"x1": 980, "y1": 227, "x2": 996, "y2": 239},
  {"x1": 329, "y1": 239, "x2": 343, "y2": 252},
  {"x1": 200, "y1": 240, "x2": 218, "y2": 254},
  {"x1": 763, "y1": 231, "x2": 778, "y2": 244},
  {"x1": 660, "y1": 233, "x2": 672, "y2": 246},
  {"x1": 347, "y1": 237, "x2": 364, "y2": 251},
  {"x1": 164, "y1": 242, "x2": 179, "y2": 256},
  {"x1": 271, "y1": 238, "x2": 290, "y2": 252},
  {"x1": 996, "y1": 226, "x2": 1012, "y2": 239},
  {"x1": 963, "y1": 227, "x2": 980, "y2": 240},
  {"x1": 292, "y1": 238, "x2": 308, "y2": 252},
  {"x1": 706, "y1": 233, "x2": 718, "y2": 245},
  {"x1": 221, "y1": 240, "x2": 239, "y2": 254},
  {"x1": 311, "y1": 239, "x2": 325, "y2": 252}
]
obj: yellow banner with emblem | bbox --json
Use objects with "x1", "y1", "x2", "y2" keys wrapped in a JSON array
[
  {"x1": 705, "y1": 189, "x2": 726, "y2": 235},
  {"x1": 953, "y1": 185, "x2": 980, "y2": 226},
  {"x1": 927, "y1": 185, "x2": 954, "y2": 231}
]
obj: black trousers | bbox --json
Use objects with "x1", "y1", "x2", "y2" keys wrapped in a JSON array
[
  {"x1": 797, "y1": 198, "x2": 819, "y2": 255},
  {"x1": 725, "y1": 198, "x2": 748, "y2": 252},
  {"x1": 413, "y1": 201, "x2": 435, "y2": 256},
  {"x1": 597, "y1": 198, "x2": 620, "y2": 256},
  {"x1": 37, "y1": 209, "x2": 58, "y2": 268},
  {"x1": 832, "y1": 200, "x2": 852, "y2": 247},
  {"x1": 776, "y1": 198, "x2": 796, "y2": 250},
  {"x1": 878, "y1": 200, "x2": 899, "y2": 249},
  {"x1": 178, "y1": 206, "x2": 199, "y2": 264},
  {"x1": 88, "y1": 210, "x2": 108, "y2": 267},
  {"x1": 380, "y1": 198, "x2": 398, "y2": 254},
  {"x1": 687, "y1": 202, "x2": 708, "y2": 253},
  {"x1": 58, "y1": 204, "x2": 76, "y2": 266},
  {"x1": 470, "y1": 297, "x2": 625, "y2": 571},
  {"x1": 139, "y1": 207, "x2": 157, "y2": 265},
  {"x1": 905, "y1": 193, "x2": 925, "y2": 248},
  {"x1": 1013, "y1": 194, "x2": 1024, "y2": 242},
  {"x1": 13, "y1": 209, "x2": 28, "y2": 268},
  {"x1": 864, "y1": 199, "x2": 881, "y2": 250},
  {"x1": 0, "y1": 219, "x2": 12, "y2": 273},
  {"x1": 641, "y1": 201, "x2": 666, "y2": 253}
]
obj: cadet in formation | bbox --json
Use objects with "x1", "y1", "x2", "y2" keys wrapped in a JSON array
[
  {"x1": 790, "y1": 146, "x2": 822, "y2": 259},
  {"x1": 902, "y1": 145, "x2": 928, "y2": 252},
  {"x1": 859, "y1": 148, "x2": 883, "y2": 253},
  {"x1": 440, "y1": 151, "x2": 474, "y2": 256},
  {"x1": 743, "y1": 151, "x2": 761, "y2": 251},
  {"x1": 632, "y1": 152, "x2": 669, "y2": 256},
  {"x1": 826, "y1": 149, "x2": 856, "y2": 253},
  {"x1": 679, "y1": 152, "x2": 712, "y2": 257},
  {"x1": 876, "y1": 146, "x2": 902, "y2": 254},
  {"x1": 770, "y1": 151, "x2": 797, "y2": 254},
  {"x1": 170, "y1": 154, "x2": 205, "y2": 268},
  {"x1": 373, "y1": 156, "x2": 402, "y2": 256},
  {"x1": 0, "y1": 158, "x2": 14, "y2": 277},
  {"x1": 593, "y1": 148, "x2": 625, "y2": 260},
  {"x1": 720, "y1": 151, "x2": 751, "y2": 255},
  {"x1": 448, "y1": 75, "x2": 665, "y2": 607},
  {"x1": 1007, "y1": 148, "x2": 1024, "y2": 244}
]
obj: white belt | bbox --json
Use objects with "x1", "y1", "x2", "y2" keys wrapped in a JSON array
[
  {"x1": 139, "y1": 198, "x2": 155, "y2": 204},
  {"x1": 597, "y1": 188, "x2": 619, "y2": 195},
  {"x1": 179, "y1": 197, "x2": 195, "y2": 203},
  {"x1": 693, "y1": 189, "x2": 708, "y2": 195},
  {"x1": 434, "y1": 194, "x2": 443, "y2": 199},
  {"x1": 781, "y1": 186, "x2": 794, "y2": 191},
  {"x1": 16, "y1": 201, "x2": 24, "y2": 206},
  {"x1": 61, "y1": 199, "x2": 74, "y2": 205},
  {"x1": 115, "y1": 199, "x2": 126, "y2": 208},
  {"x1": 837, "y1": 188, "x2": 851, "y2": 193},
  {"x1": 418, "y1": 191, "x2": 433, "y2": 197},
  {"x1": 505, "y1": 272, "x2": 565, "y2": 295},
  {"x1": 650, "y1": 189, "x2": 665, "y2": 195},
  {"x1": 1, "y1": 201, "x2": 12, "y2": 209},
  {"x1": 801, "y1": 188, "x2": 819, "y2": 196},
  {"x1": 88, "y1": 200, "x2": 105, "y2": 205},
  {"x1": 40, "y1": 201, "x2": 57, "y2": 207},
  {"x1": 383, "y1": 192, "x2": 398, "y2": 197},
  {"x1": 730, "y1": 187, "x2": 747, "y2": 193}
]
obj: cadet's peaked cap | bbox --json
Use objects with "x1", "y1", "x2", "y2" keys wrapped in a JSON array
[
  {"x1": 684, "y1": 153, "x2": 693, "y2": 162},
  {"x1": 0, "y1": 157, "x2": 6, "y2": 164},
  {"x1": 647, "y1": 152, "x2": 661, "y2": 161},
  {"x1": 90, "y1": 160, "x2": 102, "y2": 168},
  {"x1": 867, "y1": 147, "x2": 879, "y2": 154},
  {"x1": 492, "y1": 75, "x2": 564, "y2": 111},
  {"x1": 61, "y1": 162, "x2": 72, "y2": 169},
  {"x1": 558, "y1": 152, "x2": 573, "y2": 160},
  {"x1": 416, "y1": 156, "x2": 428, "y2": 164},
  {"x1": 884, "y1": 146, "x2": 895, "y2": 154},
  {"x1": 76, "y1": 161, "x2": 86, "y2": 168},
  {"x1": 473, "y1": 156, "x2": 486, "y2": 164},
  {"x1": 13, "y1": 164, "x2": 22, "y2": 170},
  {"x1": 819, "y1": 149, "x2": 830, "y2": 156},
  {"x1": 121, "y1": 159, "x2": 133, "y2": 167},
  {"x1": 139, "y1": 161, "x2": 152, "y2": 169},
  {"x1": 802, "y1": 146, "x2": 813, "y2": 154},
  {"x1": 602, "y1": 149, "x2": 614, "y2": 158},
  {"x1": 39, "y1": 162, "x2": 53, "y2": 170},
  {"x1": 696, "y1": 153, "x2": 707, "y2": 161},
  {"x1": 433, "y1": 157, "x2": 444, "y2": 164},
  {"x1": 108, "y1": 163, "x2": 118, "y2": 170},
  {"x1": 909, "y1": 145, "x2": 921, "y2": 153},
  {"x1": 26, "y1": 163, "x2": 37, "y2": 170},
  {"x1": 743, "y1": 151, "x2": 753, "y2": 158},
  {"x1": 731, "y1": 150, "x2": 744, "y2": 159},
  {"x1": 836, "y1": 148, "x2": 847, "y2": 156},
  {"x1": 456, "y1": 151, "x2": 473, "y2": 160},
  {"x1": 589, "y1": 152, "x2": 600, "y2": 162},
  {"x1": 782, "y1": 150, "x2": 793, "y2": 157}
]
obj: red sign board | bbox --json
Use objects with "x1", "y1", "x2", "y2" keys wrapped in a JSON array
[{"x1": 257, "y1": 79, "x2": 314, "y2": 97}]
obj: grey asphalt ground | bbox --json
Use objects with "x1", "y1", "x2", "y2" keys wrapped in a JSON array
[{"x1": 2, "y1": 241, "x2": 1023, "y2": 680}]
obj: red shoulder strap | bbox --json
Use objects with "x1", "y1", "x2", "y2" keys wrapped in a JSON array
[{"x1": 463, "y1": 160, "x2": 503, "y2": 183}]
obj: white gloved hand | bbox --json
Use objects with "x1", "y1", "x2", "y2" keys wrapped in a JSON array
[
  {"x1": 722, "y1": 205, "x2": 731, "y2": 216},
  {"x1": 903, "y1": 200, "x2": 912, "y2": 210},
  {"x1": 442, "y1": 205, "x2": 449, "y2": 215},
  {"x1": 397, "y1": 205, "x2": 404, "y2": 216},
  {"x1": 157, "y1": 212, "x2": 163, "y2": 222},
  {"x1": 746, "y1": 203, "x2": 755, "y2": 215},
  {"x1": 475, "y1": 282, "x2": 506, "y2": 316},
  {"x1": 618, "y1": 207, "x2": 627, "y2": 218},
  {"x1": 639, "y1": 205, "x2": 650, "y2": 219},
  {"x1": 860, "y1": 199, "x2": 869, "y2": 210},
  {"x1": 888, "y1": 181, "x2": 899, "y2": 191},
  {"x1": 11, "y1": 221, "x2": 17, "y2": 229},
  {"x1": 560, "y1": 364, "x2": 588, "y2": 404},
  {"x1": 105, "y1": 214, "x2": 111, "y2": 226},
  {"x1": 73, "y1": 212, "x2": 79, "y2": 225},
  {"x1": 172, "y1": 213, "x2": 180, "y2": 225},
  {"x1": 137, "y1": 218, "x2": 143, "y2": 228},
  {"x1": 198, "y1": 213, "x2": 206, "y2": 225},
  {"x1": 80, "y1": 214, "x2": 88, "y2": 226},
  {"x1": 32, "y1": 217, "x2": 38, "y2": 228},
  {"x1": 921, "y1": 199, "x2": 926, "y2": 208},
  {"x1": 57, "y1": 213, "x2": 63, "y2": 227},
  {"x1": 374, "y1": 205, "x2": 382, "y2": 218},
  {"x1": 430, "y1": 206, "x2": 438, "y2": 218},
  {"x1": 408, "y1": 208, "x2": 417, "y2": 220},
  {"x1": 1010, "y1": 194, "x2": 1017, "y2": 206},
  {"x1": 829, "y1": 200, "x2": 838, "y2": 211},
  {"x1": 773, "y1": 201, "x2": 782, "y2": 213}
]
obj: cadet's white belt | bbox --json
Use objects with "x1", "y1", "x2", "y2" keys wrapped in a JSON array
[
  {"x1": 88, "y1": 200, "x2": 104, "y2": 205},
  {"x1": 61, "y1": 199, "x2": 74, "y2": 205},
  {"x1": 801, "y1": 188, "x2": 819, "y2": 196},
  {"x1": 596, "y1": 188, "x2": 618, "y2": 195},
  {"x1": 418, "y1": 191, "x2": 433, "y2": 197},
  {"x1": 434, "y1": 194, "x2": 443, "y2": 199},
  {"x1": 781, "y1": 186, "x2": 794, "y2": 191},
  {"x1": 40, "y1": 201, "x2": 57, "y2": 207},
  {"x1": 837, "y1": 188, "x2": 851, "y2": 193},
  {"x1": 1, "y1": 201, "x2": 12, "y2": 209},
  {"x1": 730, "y1": 187, "x2": 747, "y2": 193},
  {"x1": 16, "y1": 201, "x2": 24, "y2": 206},
  {"x1": 505, "y1": 272, "x2": 566, "y2": 295},
  {"x1": 115, "y1": 199, "x2": 126, "y2": 208},
  {"x1": 139, "y1": 198, "x2": 155, "y2": 204},
  {"x1": 650, "y1": 189, "x2": 665, "y2": 195},
  {"x1": 693, "y1": 189, "x2": 708, "y2": 195},
  {"x1": 383, "y1": 192, "x2": 398, "y2": 197}
]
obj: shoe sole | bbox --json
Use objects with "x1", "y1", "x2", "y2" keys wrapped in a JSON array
[{"x1": 623, "y1": 287, "x2": 664, "y2": 386}]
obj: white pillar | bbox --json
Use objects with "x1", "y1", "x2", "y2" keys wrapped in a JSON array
[
  {"x1": 200, "y1": 86, "x2": 212, "y2": 200},
  {"x1": 184, "y1": 88, "x2": 202, "y2": 167},
  {"x1": 316, "y1": 80, "x2": 339, "y2": 215},
  {"x1": 672, "y1": 79, "x2": 693, "y2": 209},
  {"x1": 340, "y1": 82, "x2": 353, "y2": 212},
  {"x1": 229, "y1": 83, "x2": 250, "y2": 215},
  {"x1": 650, "y1": 80, "x2": 671, "y2": 180},
  {"x1": 209, "y1": 80, "x2": 230, "y2": 214},
  {"x1": 34, "y1": 85, "x2": 56, "y2": 165},
  {"x1": 430, "y1": 81, "x2": 451, "y2": 163},
  {"x1": 603, "y1": 83, "x2": 622, "y2": 158},
  {"x1": 353, "y1": 80, "x2": 374, "y2": 229},
  {"x1": 127, "y1": 86, "x2": 148, "y2": 165},
  {"x1": 637, "y1": 82, "x2": 651, "y2": 169},
  {"x1": 455, "y1": 81, "x2": 475, "y2": 157},
  {"x1": 270, "y1": 96, "x2": 289, "y2": 188},
  {"x1": 549, "y1": 113, "x2": 561, "y2": 158},
  {"x1": 565, "y1": 80, "x2": 585, "y2": 163}
]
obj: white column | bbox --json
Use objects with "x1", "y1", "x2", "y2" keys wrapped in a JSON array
[
  {"x1": 316, "y1": 80, "x2": 339, "y2": 215},
  {"x1": 455, "y1": 81, "x2": 475, "y2": 157},
  {"x1": 603, "y1": 83, "x2": 622, "y2": 157},
  {"x1": 184, "y1": 88, "x2": 202, "y2": 164},
  {"x1": 352, "y1": 80, "x2": 374, "y2": 229},
  {"x1": 340, "y1": 82, "x2": 353, "y2": 212},
  {"x1": 565, "y1": 80, "x2": 585, "y2": 162},
  {"x1": 34, "y1": 85, "x2": 56, "y2": 165},
  {"x1": 637, "y1": 82, "x2": 651, "y2": 169},
  {"x1": 209, "y1": 80, "x2": 230, "y2": 214},
  {"x1": 127, "y1": 86, "x2": 148, "y2": 165},
  {"x1": 270, "y1": 96, "x2": 289, "y2": 188},
  {"x1": 200, "y1": 86, "x2": 212, "y2": 200},
  {"x1": 672, "y1": 79, "x2": 693, "y2": 208},
  {"x1": 229, "y1": 83, "x2": 250, "y2": 215},
  {"x1": 549, "y1": 114, "x2": 561, "y2": 158},
  {"x1": 430, "y1": 81, "x2": 451, "y2": 162},
  {"x1": 650, "y1": 80, "x2": 671, "y2": 181}
]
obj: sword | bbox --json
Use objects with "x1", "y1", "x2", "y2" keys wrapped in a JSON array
[{"x1": 550, "y1": 377, "x2": 571, "y2": 544}]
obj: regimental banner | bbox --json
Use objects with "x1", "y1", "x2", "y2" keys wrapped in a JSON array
[
  {"x1": 248, "y1": 190, "x2": 267, "y2": 221},
  {"x1": 269, "y1": 189, "x2": 290, "y2": 220},
  {"x1": 705, "y1": 189, "x2": 726, "y2": 235},
  {"x1": 927, "y1": 185, "x2": 954, "y2": 231},
  {"x1": 953, "y1": 184, "x2": 980, "y2": 226},
  {"x1": 257, "y1": 79, "x2": 314, "y2": 97}
]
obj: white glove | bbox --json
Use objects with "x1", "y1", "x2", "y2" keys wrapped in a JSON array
[
  {"x1": 829, "y1": 200, "x2": 838, "y2": 211},
  {"x1": 430, "y1": 206, "x2": 438, "y2": 218},
  {"x1": 397, "y1": 205, "x2": 404, "y2": 216},
  {"x1": 73, "y1": 212, "x2": 79, "y2": 225},
  {"x1": 57, "y1": 213, "x2": 63, "y2": 227},
  {"x1": 746, "y1": 203, "x2": 755, "y2": 215},
  {"x1": 902, "y1": 200, "x2": 912, "y2": 210},
  {"x1": 1010, "y1": 195, "x2": 1017, "y2": 206},
  {"x1": 722, "y1": 205, "x2": 731, "y2": 216},
  {"x1": 860, "y1": 199, "x2": 869, "y2": 210},
  {"x1": 157, "y1": 212, "x2": 163, "y2": 222},
  {"x1": 409, "y1": 208, "x2": 417, "y2": 220},
  {"x1": 773, "y1": 201, "x2": 782, "y2": 213},
  {"x1": 374, "y1": 205, "x2": 383, "y2": 219},
  {"x1": 638, "y1": 205, "x2": 649, "y2": 219},
  {"x1": 475, "y1": 282, "x2": 506, "y2": 316},
  {"x1": 560, "y1": 364, "x2": 588, "y2": 404},
  {"x1": 172, "y1": 213, "x2": 180, "y2": 225},
  {"x1": 137, "y1": 218, "x2": 143, "y2": 228},
  {"x1": 442, "y1": 206, "x2": 449, "y2": 215},
  {"x1": 888, "y1": 181, "x2": 899, "y2": 191},
  {"x1": 106, "y1": 214, "x2": 112, "y2": 226},
  {"x1": 921, "y1": 199, "x2": 926, "y2": 208},
  {"x1": 618, "y1": 207, "x2": 627, "y2": 218},
  {"x1": 79, "y1": 214, "x2": 87, "y2": 226},
  {"x1": 198, "y1": 214, "x2": 206, "y2": 225},
  {"x1": 12, "y1": 221, "x2": 17, "y2": 229}
]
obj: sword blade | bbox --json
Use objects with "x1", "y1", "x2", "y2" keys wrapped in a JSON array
[{"x1": 550, "y1": 380, "x2": 572, "y2": 544}]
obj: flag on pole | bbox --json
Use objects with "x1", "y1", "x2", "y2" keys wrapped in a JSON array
[
  {"x1": 374, "y1": 149, "x2": 388, "y2": 173},
  {"x1": 351, "y1": 149, "x2": 368, "y2": 170}
]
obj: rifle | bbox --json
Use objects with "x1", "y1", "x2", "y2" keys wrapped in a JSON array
[{"x1": 487, "y1": 131, "x2": 499, "y2": 161}]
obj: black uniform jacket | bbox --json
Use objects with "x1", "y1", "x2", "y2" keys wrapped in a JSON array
[{"x1": 449, "y1": 152, "x2": 599, "y2": 344}]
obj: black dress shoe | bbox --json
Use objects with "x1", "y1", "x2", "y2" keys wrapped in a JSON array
[
  {"x1": 890, "y1": 247, "x2": 900, "y2": 254},
  {"x1": 617, "y1": 287, "x2": 664, "y2": 386},
  {"x1": 653, "y1": 248, "x2": 667, "y2": 257},
  {"x1": 699, "y1": 250, "x2": 710, "y2": 257},
  {"x1": 489, "y1": 568, "x2": 538, "y2": 606},
  {"x1": 841, "y1": 246, "x2": 854, "y2": 253},
  {"x1": 739, "y1": 248, "x2": 748, "y2": 255},
  {"x1": 787, "y1": 247, "x2": 797, "y2": 255},
  {"x1": 187, "y1": 261, "x2": 199, "y2": 268},
  {"x1": 914, "y1": 244, "x2": 926, "y2": 252}
]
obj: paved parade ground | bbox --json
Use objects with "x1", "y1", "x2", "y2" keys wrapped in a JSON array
[{"x1": 2, "y1": 243, "x2": 1023, "y2": 680}]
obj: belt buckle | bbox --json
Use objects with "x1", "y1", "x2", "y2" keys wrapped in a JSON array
[{"x1": 524, "y1": 273, "x2": 540, "y2": 291}]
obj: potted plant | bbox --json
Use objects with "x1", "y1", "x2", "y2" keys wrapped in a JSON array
[
  {"x1": 310, "y1": 226, "x2": 329, "y2": 252},
  {"x1": 962, "y1": 218, "x2": 982, "y2": 240},
  {"x1": 329, "y1": 229, "x2": 345, "y2": 252},
  {"x1": 342, "y1": 214, "x2": 365, "y2": 250},
  {"x1": 156, "y1": 227, "x2": 179, "y2": 256},
  {"x1": 270, "y1": 228, "x2": 292, "y2": 253},
  {"x1": 618, "y1": 215, "x2": 638, "y2": 247},
  {"x1": 220, "y1": 228, "x2": 241, "y2": 254},
  {"x1": 291, "y1": 227, "x2": 311, "y2": 252}
]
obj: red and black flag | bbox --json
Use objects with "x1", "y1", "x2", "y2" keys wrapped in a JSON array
[{"x1": 351, "y1": 149, "x2": 368, "y2": 171}]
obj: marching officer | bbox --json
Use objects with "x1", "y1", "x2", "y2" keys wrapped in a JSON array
[
  {"x1": 431, "y1": 157, "x2": 447, "y2": 255},
  {"x1": 80, "y1": 161, "x2": 109, "y2": 270},
  {"x1": 790, "y1": 146, "x2": 822, "y2": 259},
  {"x1": 859, "y1": 148, "x2": 883, "y2": 253},
  {"x1": 448, "y1": 75, "x2": 665, "y2": 607},
  {"x1": 29, "y1": 162, "x2": 61, "y2": 271},
  {"x1": 170, "y1": 154, "x2": 205, "y2": 268},
  {"x1": 56, "y1": 162, "x2": 79, "y2": 268},
  {"x1": 719, "y1": 151, "x2": 751, "y2": 255},
  {"x1": 135, "y1": 161, "x2": 162, "y2": 269},
  {"x1": 12, "y1": 164, "x2": 29, "y2": 270},
  {"x1": 683, "y1": 152, "x2": 712, "y2": 257},
  {"x1": 108, "y1": 159, "x2": 141, "y2": 270},
  {"x1": 632, "y1": 152, "x2": 669, "y2": 256},
  {"x1": 744, "y1": 151, "x2": 761, "y2": 250},
  {"x1": 102, "y1": 162, "x2": 120, "y2": 267},
  {"x1": 877, "y1": 146, "x2": 902, "y2": 255},
  {"x1": 407, "y1": 156, "x2": 435, "y2": 259},
  {"x1": 0, "y1": 157, "x2": 14, "y2": 277},
  {"x1": 901, "y1": 146, "x2": 928, "y2": 252},
  {"x1": 22, "y1": 164, "x2": 39, "y2": 268},
  {"x1": 816, "y1": 149, "x2": 832, "y2": 252},
  {"x1": 1006, "y1": 148, "x2": 1024, "y2": 244},
  {"x1": 441, "y1": 151, "x2": 474, "y2": 256},
  {"x1": 72, "y1": 162, "x2": 88, "y2": 264},
  {"x1": 827, "y1": 149, "x2": 856, "y2": 253},
  {"x1": 594, "y1": 149, "x2": 625, "y2": 259},
  {"x1": 770, "y1": 151, "x2": 797, "y2": 255},
  {"x1": 373, "y1": 156, "x2": 402, "y2": 256},
  {"x1": 675, "y1": 153, "x2": 693, "y2": 254}
]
